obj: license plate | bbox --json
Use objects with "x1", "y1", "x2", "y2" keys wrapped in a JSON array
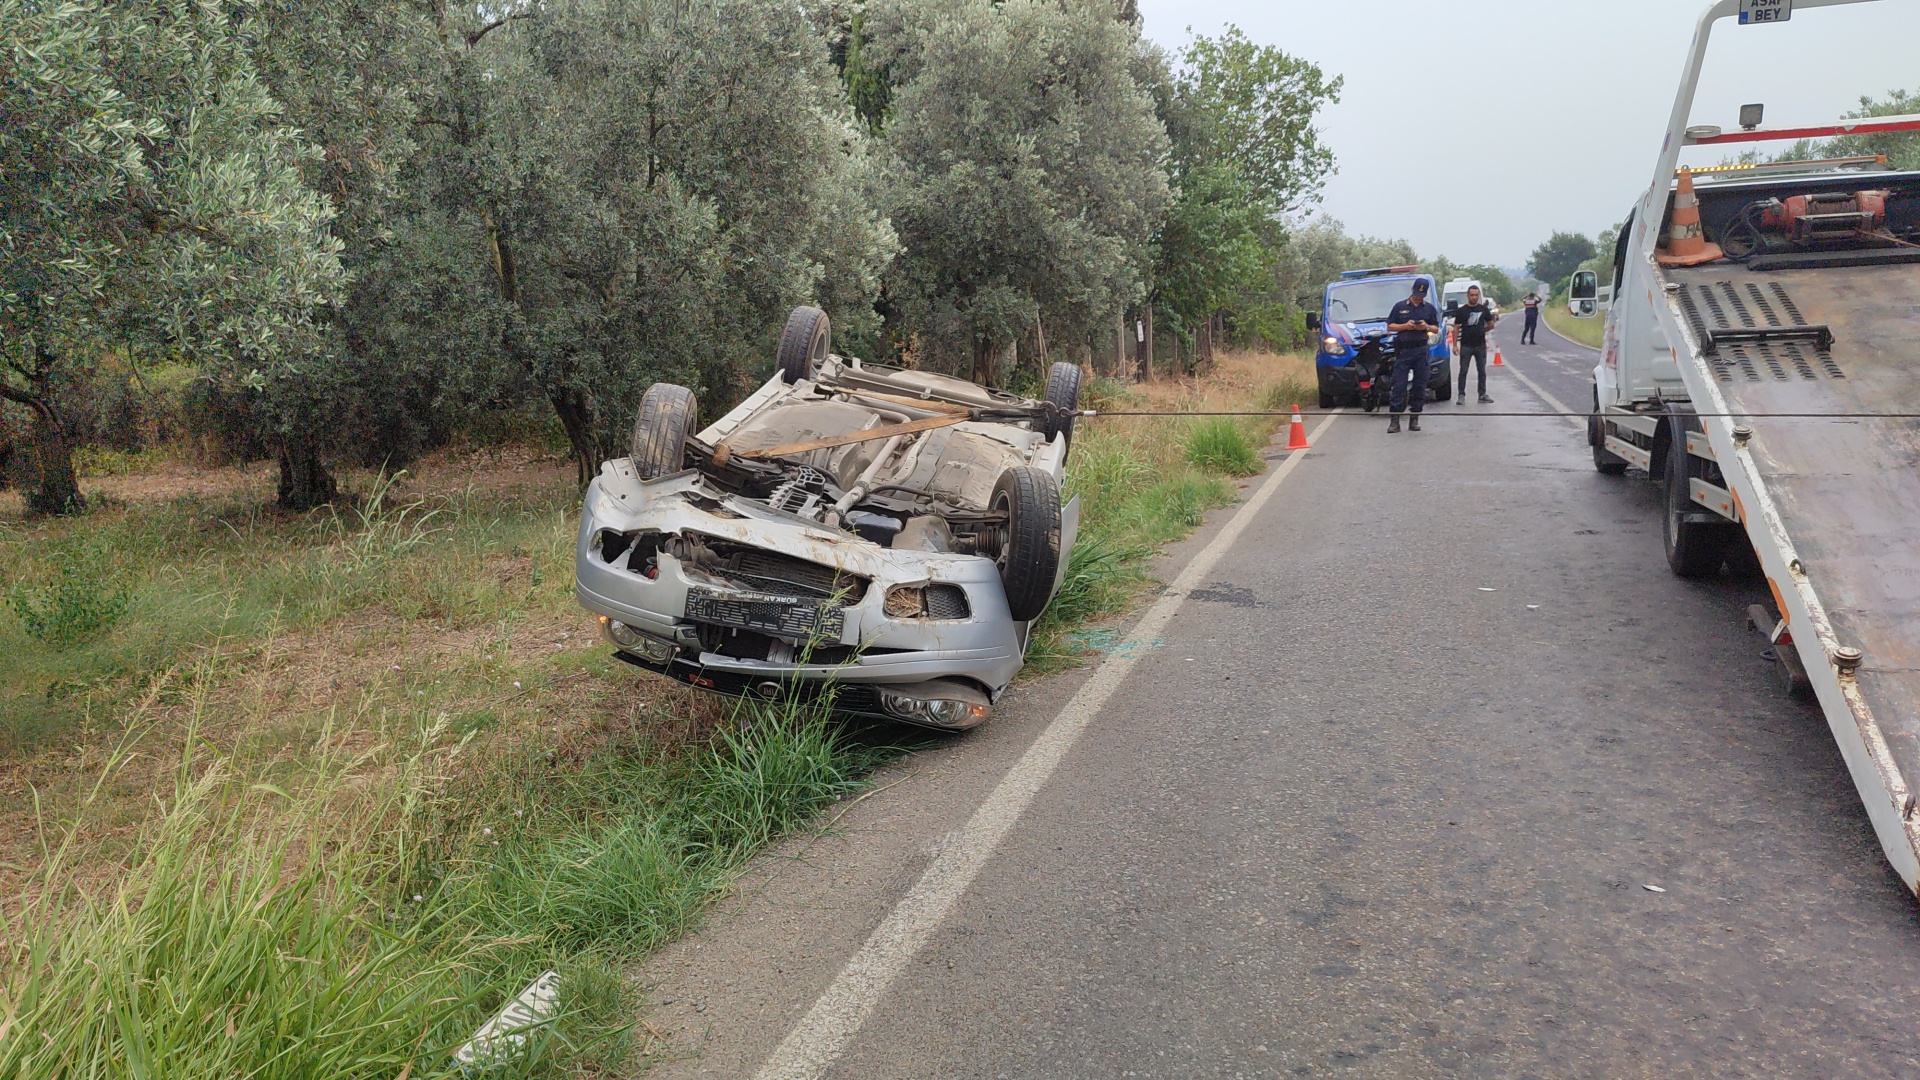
[
  {"x1": 685, "y1": 587, "x2": 845, "y2": 640},
  {"x1": 1739, "y1": 0, "x2": 1790, "y2": 24}
]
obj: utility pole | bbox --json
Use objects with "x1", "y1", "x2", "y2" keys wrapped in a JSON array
[{"x1": 1141, "y1": 307, "x2": 1154, "y2": 382}]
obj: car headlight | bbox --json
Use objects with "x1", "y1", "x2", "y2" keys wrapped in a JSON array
[
  {"x1": 600, "y1": 616, "x2": 676, "y2": 664},
  {"x1": 877, "y1": 688, "x2": 989, "y2": 727},
  {"x1": 1321, "y1": 336, "x2": 1341, "y2": 353},
  {"x1": 1428, "y1": 330, "x2": 1441, "y2": 344}
]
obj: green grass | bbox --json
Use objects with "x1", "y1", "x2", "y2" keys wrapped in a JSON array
[
  {"x1": 1259, "y1": 374, "x2": 1316, "y2": 412},
  {"x1": 1543, "y1": 303, "x2": 1606, "y2": 349},
  {"x1": 1183, "y1": 417, "x2": 1263, "y2": 476},
  {"x1": 0, "y1": 470, "x2": 577, "y2": 755},
  {"x1": 71, "y1": 445, "x2": 174, "y2": 478},
  {"x1": 0, "y1": 686, "x2": 886, "y2": 1078}
]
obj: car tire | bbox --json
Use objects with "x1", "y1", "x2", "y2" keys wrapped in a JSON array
[
  {"x1": 1663, "y1": 414, "x2": 1735, "y2": 578},
  {"x1": 1043, "y1": 361, "x2": 1082, "y2": 455},
  {"x1": 1432, "y1": 359, "x2": 1452, "y2": 402},
  {"x1": 776, "y1": 306, "x2": 830, "y2": 384},
  {"x1": 1318, "y1": 390, "x2": 1336, "y2": 410},
  {"x1": 991, "y1": 466, "x2": 1062, "y2": 622},
  {"x1": 630, "y1": 383, "x2": 698, "y2": 480}
]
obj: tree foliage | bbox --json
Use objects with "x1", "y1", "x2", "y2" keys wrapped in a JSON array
[
  {"x1": 327, "y1": 0, "x2": 896, "y2": 484},
  {"x1": 1150, "y1": 26, "x2": 1339, "y2": 349},
  {"x1": 1527, "y1": 231, "x2": 1597, "y2": 286},
  {"x1": 1, "y1": 0, "x2": 344, "y2": 513},
  {"x1": 1820, "y1": 87, "x2": 1920, "y2": 169},
  {"x1": 2, "y1": 0, "x2": 1368, "y2": 509},
  {"x1": 869, "y1": 0, "x2": 1168, "y2": 381},
  {"x1": 1164, "y1": 26, "x2": 1342, "y2": 218}
]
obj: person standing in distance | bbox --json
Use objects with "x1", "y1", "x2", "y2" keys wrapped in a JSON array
[
  {"x1": 1452, "y1": 284, "x2": 1499, "y2": 404},
  {"x1": 1520, "y1": 289, "x2": 1543, "y2": 344},
  {"x1": 1385, "y1": 279, "x2": 1440, "y2": 434}
]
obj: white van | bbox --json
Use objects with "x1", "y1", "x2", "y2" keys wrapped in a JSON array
[{"x1": 1442, "y1": 277, "x2": 1484, "y2": 312}]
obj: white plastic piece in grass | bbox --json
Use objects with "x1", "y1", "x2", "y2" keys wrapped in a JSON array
[
  {"x1": 455, "y1": 969, "x2": 562, "y2": 1069},
  {"x1": 1643, "y1": 884, "x2": 1666, "y2": 893}
]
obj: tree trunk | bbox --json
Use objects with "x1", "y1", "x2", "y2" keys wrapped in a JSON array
[
  {"x1": 549, "y1": 386, "x2": 600, "y2": 488},
  {"x1": 277, "y1": 436, "x2": 340, "y2": 512},
  {"x1": 22, "y1": 398, "x2": 83, "y2": 515},
  {"x1": 971, "y1": 337, "x2": 996, "y2": 387}
]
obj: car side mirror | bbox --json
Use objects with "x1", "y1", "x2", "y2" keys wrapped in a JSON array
[
  {"x1": 1305, "y1": 312, "x2": 1321, "y2": 332},
  {"x1": 1445, "y1": 301, "x2": 1459, "y2": 316}
]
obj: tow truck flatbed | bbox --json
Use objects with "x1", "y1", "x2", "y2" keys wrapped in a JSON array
[{"x1": 1590, "y1": 0, "x2": 1920, "y2": 891}]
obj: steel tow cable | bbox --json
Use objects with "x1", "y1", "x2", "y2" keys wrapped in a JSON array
[{"x1": 1073, "y1": 410, "x2": 1920, "y2": 419}]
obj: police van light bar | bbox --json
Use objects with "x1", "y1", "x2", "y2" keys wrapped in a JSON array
[{"x1": 1338, "y1": 265, "x2": 1421, "y2": 280}]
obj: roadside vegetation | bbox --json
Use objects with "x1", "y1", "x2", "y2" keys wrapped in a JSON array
[
  {"x1": 1543, "y1": 303, "x2": 1607, "y2": 349},
  {"x1": 1, "y1": 348, "x2": 1311, "y2": 1075},
  {"x1": 6, "y1": 0, "x2": 1336, "y2": 1071}
]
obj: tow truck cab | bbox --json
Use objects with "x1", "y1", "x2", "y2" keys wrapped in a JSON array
[{"x1": 1308, "y1": 266, "x2": 1453, "y2": 409}]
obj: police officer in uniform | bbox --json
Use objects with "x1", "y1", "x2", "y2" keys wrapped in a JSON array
[
  {"x1": 1385, "y1": 279, "x2": 1439, "y2": 434},
  {"x1": 1520, "y1": 289, "x2": 1543, "y2": 344}
]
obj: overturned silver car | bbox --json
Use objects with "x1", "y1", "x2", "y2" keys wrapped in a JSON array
[{"x1": 575, "y1": 306, "x2": 1082, "y2": 730}]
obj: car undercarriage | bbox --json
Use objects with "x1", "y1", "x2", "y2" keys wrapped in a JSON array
[{"x1": 573, "y1": 307, "x2": 1083, "y2": 730}]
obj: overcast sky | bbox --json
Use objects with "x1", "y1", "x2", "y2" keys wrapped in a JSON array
[{"x1": 1135, "y1": 0, "x2": 1920, "y2": 269}]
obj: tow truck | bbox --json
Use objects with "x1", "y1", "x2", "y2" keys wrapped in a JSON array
[{"x1": 1588, "y1": 0, "x2": 1920, "y2": 891}]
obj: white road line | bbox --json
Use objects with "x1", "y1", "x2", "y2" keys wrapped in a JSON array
[
  {"x1": 753, "y1": 411, "x2": 1342, "y2": 1080},
  {"x1": 1499, "y1": 354, "x2": 1586, "y2": 432},
  {"x1": 1538, "y1": 309, "x2": 1597, "y2": 352}
]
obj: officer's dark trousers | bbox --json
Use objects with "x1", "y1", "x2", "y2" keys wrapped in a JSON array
[
  {"x1": 1522, "y1": 311, "x2": 1539, "y2": 343},
  {"x1": 1457, "y1": 343, "x2": 1487, "y2": 396},
  {"x1": 1389, "y1": 352, "x2": 1430, "y2": 414}
]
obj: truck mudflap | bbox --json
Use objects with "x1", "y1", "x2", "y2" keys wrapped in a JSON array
[{"x1": 1661, "y1": 263, "x2": 1920, "y2": 891}]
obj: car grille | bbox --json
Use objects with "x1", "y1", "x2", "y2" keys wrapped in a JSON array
[
  {"x1": 685, "y1": 534, "x2": 868, "y2": 601},
  {"x1": 685, "y1": 587, "x2": 846, "y2": 640},
  {"x1": 924, "y1": 584, "x2": 971, "y2": 620}
]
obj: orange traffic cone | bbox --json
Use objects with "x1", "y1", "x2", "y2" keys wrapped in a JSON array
[
  {"x1": 1285, "y1": 405, "x2": 1311, "y2": 451},
  {"x1": 1492, "y1": 347, "x2": 1504, "y2": 367},
  {"x1": 1656, "y1": 167, "x2": 1723, "y2": 267}
]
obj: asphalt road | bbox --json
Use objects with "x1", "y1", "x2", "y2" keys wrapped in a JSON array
[{"x1": 630, "y1": 314, "x2": 1920, "y2": 1078}]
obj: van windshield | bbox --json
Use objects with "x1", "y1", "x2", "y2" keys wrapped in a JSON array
[{"x1": 1326, "y1": 280, "x2": 1419, "y2": 324}]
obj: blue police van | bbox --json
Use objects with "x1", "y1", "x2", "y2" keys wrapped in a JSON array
[{"x1": 1306, "y1": 266, "x2": 1453, "y2": 410}]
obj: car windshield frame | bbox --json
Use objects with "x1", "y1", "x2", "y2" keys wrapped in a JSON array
[{"x1": 1326, "y1": 279, "x2": 1424, "y2": 325}]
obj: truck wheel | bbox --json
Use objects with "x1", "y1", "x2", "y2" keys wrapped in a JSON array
[
  {"x1": 1316, "y1": 368, "x2": 1336, "y2": 410},
  {"x1": 990, "y1": 466, "x2": 1062, "y2": 622},
  {"x1": 1663, "y1": 418, "x2": 1735, "y2": 578},
  {"x1": 629, "y1": 383, "x2": 698, "y2": 479},
  {"x1": 1431, "y1": 360, "x2": 1452, "y2": 402},
  {"x1": 776, "y1": 306, "x2": 830, "y2": 383},
  {"x1": 1043, "y1": 361, "x2": 1082, "y2": 455},
  {"x1": 1590, "y1": 389, "x2": 1629, "y2": 475}
]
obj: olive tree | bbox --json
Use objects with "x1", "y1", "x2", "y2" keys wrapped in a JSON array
[
  {"x1": 245, "y1": 0, "x2": 448, "y2": 507},
  {"x1": 401, "y1": 0, "x2": 894, "y2": 483},
  {"x1": 869, "y1": 0, "x2": 1170, "y2": 382},
  {"x1": 0, "y1": 0, "x2": 343, "y2": 514}
]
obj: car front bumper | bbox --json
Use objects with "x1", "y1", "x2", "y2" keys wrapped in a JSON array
[{"x1": 573, "y1": 464, "x2": 1026, "y2": 723}]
